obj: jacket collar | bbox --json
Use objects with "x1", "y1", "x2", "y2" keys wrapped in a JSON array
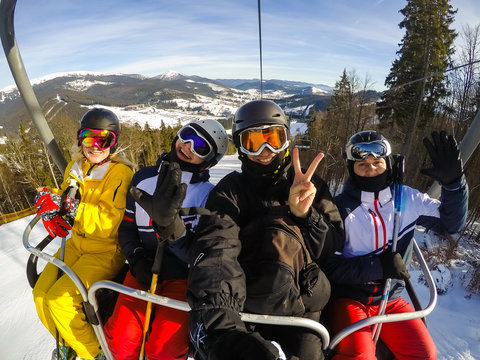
[{"x1": 345, "y1": 178, "x2": 393, "y2": 206}]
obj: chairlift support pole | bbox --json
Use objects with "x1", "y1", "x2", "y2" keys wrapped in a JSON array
[{"x1": 0, "y1": 0, "x2": 67, "y2": 174}]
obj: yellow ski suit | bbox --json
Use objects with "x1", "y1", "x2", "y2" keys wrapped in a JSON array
[{"x1": 33, "y1": 156, "x2": 133, "y2": 359}]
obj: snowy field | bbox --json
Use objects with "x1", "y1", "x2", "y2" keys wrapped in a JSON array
[{"x1": 1, "y1": 155, "x2": 479, "y2": 359}]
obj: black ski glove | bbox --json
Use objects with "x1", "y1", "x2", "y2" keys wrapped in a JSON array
[
  {"x1": 379, "y1": 252, "x2": 410, "y2": 280},
  {"x1": 128, "y1": 249, "x2": 154, "y2": 289},
  {"x1": 129, "y1": 161, "x2": 187, "y2": 242},
  {"x1": 420, "y1": 131, "x2": 463, "y2": 185},
  {"x1": 211, "y1": 330, "x2": 281, "y2": 360}
]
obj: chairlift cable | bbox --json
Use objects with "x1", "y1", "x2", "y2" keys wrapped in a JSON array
[{"x1": 257, "y1": 0, "x2": 263, "y2": 98}]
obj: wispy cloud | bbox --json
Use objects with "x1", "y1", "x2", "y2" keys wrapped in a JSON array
[{"x1": 1, "y1": 0, "x2": 478, "y2": 91}]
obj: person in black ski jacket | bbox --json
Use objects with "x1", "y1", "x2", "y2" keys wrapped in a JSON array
[
  {"x1": 187, "y1": 100, "x2": 344, "y2": 360},
  {"x1": 324, "y1": 130, "x2": 468, "y2": 360}
]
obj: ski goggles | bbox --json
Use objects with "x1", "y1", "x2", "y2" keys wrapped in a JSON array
[
  {"x1": 345, "y1": 140, "x2": 391, "y2": 161},
  {"x1": 177, "y1": 125, "x2": 213, "y2": 159},
  {"x1": 239, "y1": 125, "x2": 289, "y2": 156},
  {"x1": 78, "y1": 128, "x2": 117, "y2": 149}
]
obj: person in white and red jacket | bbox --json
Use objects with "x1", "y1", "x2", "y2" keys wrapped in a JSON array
[{"x1": 324, "y1": 130, "x2": 468, "y2": 360}]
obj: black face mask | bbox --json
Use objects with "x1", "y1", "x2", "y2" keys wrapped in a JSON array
[
  {"x1": 351, "y1": 171, "x2": 389, "y2": 193},
  {"x1": 239, "y1": 148, "x2": 290, "y2": 181}
]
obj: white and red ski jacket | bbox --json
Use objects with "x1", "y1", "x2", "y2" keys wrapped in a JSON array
[{"x1": 324, "y1": 176, "x2": 468, "y2": 305}]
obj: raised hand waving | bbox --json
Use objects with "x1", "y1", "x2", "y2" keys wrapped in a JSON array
[{"x1": 288, "y1": 148, "x2": 324, "y2": 218}]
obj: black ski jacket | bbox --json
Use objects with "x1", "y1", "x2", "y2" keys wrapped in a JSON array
[{"x1": 187, "y1": 159, "x2": 344, "y2": 354}]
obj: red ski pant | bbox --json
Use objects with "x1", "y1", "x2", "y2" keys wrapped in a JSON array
[
  {"x1": 104, "y1": 272, "x2": 189, "y2": 360},
  {"x1": 329, "y1": 297, "x2": 436, "y2": 360}
]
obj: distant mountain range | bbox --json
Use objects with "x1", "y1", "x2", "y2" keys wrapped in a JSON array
[
  {"x1": 0, "y1": 71, "x2": 378, "y2": 134},
  {"x1": 215, "y1": 78, "x2": 333, "y2": 94}
]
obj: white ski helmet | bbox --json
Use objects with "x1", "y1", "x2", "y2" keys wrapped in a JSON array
[{"x1": 187, "y1": 119, "x2": 229, "y2": 167}]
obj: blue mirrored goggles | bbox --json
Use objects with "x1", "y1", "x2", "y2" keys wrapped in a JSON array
[
  {"x1": 177, "y1": 125, "x2": 212, "y2": 159},
  {"x1": 346, "y1": 141, "x2": 390, "y2": 161}
]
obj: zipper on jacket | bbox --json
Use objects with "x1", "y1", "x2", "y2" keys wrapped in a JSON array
[
  {"x1": 368, "y1": 209, "x2": 379, "y2": 249},
  {"x1": 374, "y1": 199, "x2": 387, "y2": 251}
]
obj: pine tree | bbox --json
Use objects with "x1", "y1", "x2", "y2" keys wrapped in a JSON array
[
  {"x1": 328, "y1": 69, "x2": 354, "y2": 147},
  {"x1": 377, "y1": 0, "x2": 457, "y2": 161}
]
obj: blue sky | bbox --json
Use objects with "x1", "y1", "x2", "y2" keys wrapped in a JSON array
[{"x1": 1, "y1": 0, "x2": 479, "y2": 91}]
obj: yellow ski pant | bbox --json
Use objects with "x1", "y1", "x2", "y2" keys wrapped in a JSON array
[{"x1": 32, "y1": 239, "x2": 125, "y2": 359}]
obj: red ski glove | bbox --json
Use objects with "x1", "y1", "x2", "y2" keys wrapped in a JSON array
[
  {"x1": 35, "y1": 188, "x2": 75, "y2": 237},
  {"x1": 42, "y1": 215, "x2": 71, "y2": 238},
  {"x1": 35, "y1": 189, "x2": 61, "y2": 215}
]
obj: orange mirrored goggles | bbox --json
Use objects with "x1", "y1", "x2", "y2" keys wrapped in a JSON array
[{"x1": 239, "y1": 125, "x2": 289, "y2": 155}]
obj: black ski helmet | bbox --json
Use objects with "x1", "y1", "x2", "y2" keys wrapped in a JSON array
[
  {"x1": 345, "y1": 130, "x2": 393, "y2": 183},
  {"x1": 78, "y1": 108, "x2": 120, "y2": 151},
  {"x1": 232, "y1": 99, "x2": 289, "y2": 148}
]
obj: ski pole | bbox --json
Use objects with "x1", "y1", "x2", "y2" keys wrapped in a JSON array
[
  {"x1": 55, "y1": 235, "x2": 67, "y2": 359},
  {"x1": 372, "y1": 156, "x2": 404, "y2": 343},
  {"x1": 56, "y1": 183, "x2": 77, "y2": 359},
  {"x1": 139, "y1": 240, "x2": 165, "y2": 360}
]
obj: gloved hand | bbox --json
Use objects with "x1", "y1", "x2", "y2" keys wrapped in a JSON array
[
  {"x1": 35, "y1": 189, "x2": 62, "y2": 216},
  {"x1": 35, "y1": 189, "x2": 72, "y2": 237},
  {"x1": 42, "y1": 214, "x2": 72, "y2": 238},
  {"x1": 128, "y1": 249, "x2": 154, "y2": 289},
  {"x1": 421, "y1": 131, "x2": 463, "y2": 185},
  {"x1": 36, "y1": 188, "x2": 79, "y2": 222},
  {"x1": 379, "y1": 252, "x2": 410, "y2": 280},
  {"x1": 211, "y1": 330, "x2": 281, "y2": 360},
  {"x1": 129, "y1": 161, "x2": 187, "y2": 242}
]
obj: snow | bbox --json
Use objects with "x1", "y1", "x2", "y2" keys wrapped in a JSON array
[
  {"x1": 1, "y1": 155, "x2": 479, "y2": 359},
  {"x1": 158, "y1": 70, "x2": 184, "y2": 81},
  {"x1": 290, "y1": 121, "x2": 308, "y2": 136},
  {"x1": 63, "y1": 80, "x2": 115, "y2": 91}
]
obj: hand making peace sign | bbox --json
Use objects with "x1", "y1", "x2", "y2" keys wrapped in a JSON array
[{"x1": 288, "y1": 148, "x2": 324, "y2": 218}]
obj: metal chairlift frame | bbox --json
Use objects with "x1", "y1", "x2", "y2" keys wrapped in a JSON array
[
  {"x1": 3, "y1": 0, "x2": 480, "y2": 358},
  {"x1": 23, "y1": 214, "x2": 437, "y2": 359}
]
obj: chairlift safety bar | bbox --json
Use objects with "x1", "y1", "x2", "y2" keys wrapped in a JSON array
[{"x1": 24, "y1": 214, "x2": 438, "y2": 359}]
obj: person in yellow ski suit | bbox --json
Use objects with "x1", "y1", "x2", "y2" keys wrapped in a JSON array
[{"x1": 32, "y1": 108, "x2": 134, "y2": 360}]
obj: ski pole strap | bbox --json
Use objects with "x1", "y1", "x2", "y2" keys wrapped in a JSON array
[{"x1": 391, "y1": 155, "x2": 404, "y2": 185}]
